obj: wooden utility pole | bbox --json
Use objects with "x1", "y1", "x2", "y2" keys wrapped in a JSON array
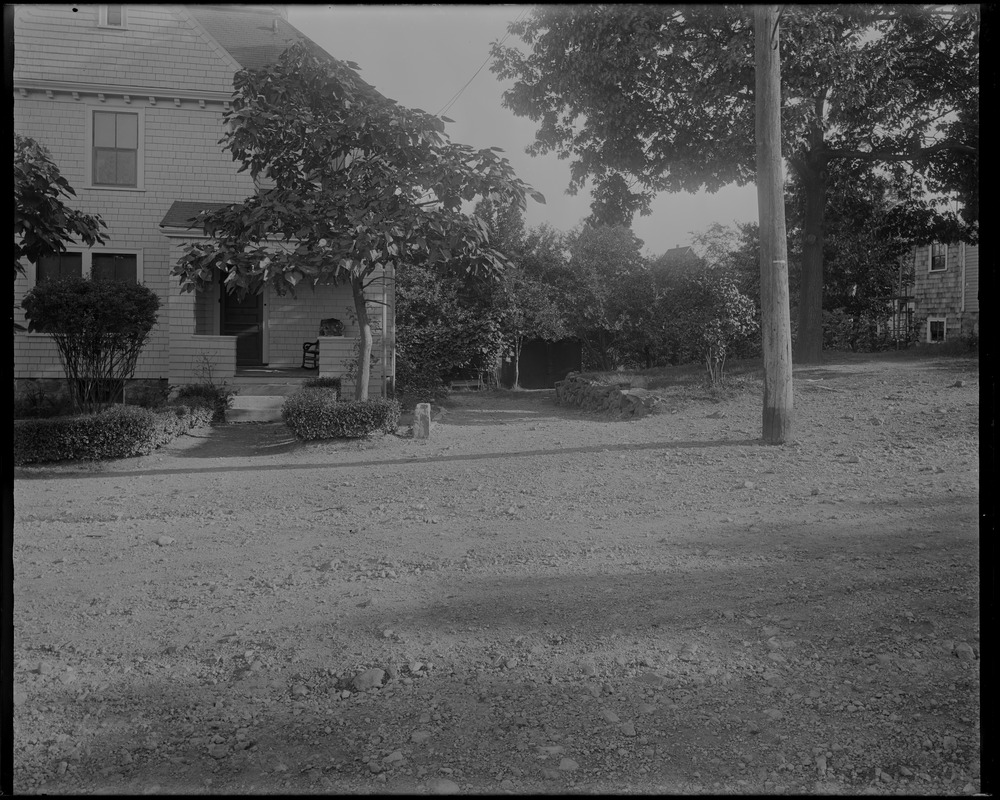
[{"x1": 754, "y1": 5, "x2": 794, "y2": 444}]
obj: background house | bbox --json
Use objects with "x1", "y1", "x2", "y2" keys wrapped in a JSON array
[
  {"x1": 909, "y1": 242, "x2": 979, "y2": 344},
  {"x1": 13, "y1": 4, "x2": 394, "y2": 399}
]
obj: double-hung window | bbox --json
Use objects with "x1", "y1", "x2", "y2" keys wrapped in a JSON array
[
  {"x1": 33, "y1": 250, "x2": 140, "y2": 285},
  {"x1": 929, "y1": 243, "x2": 948, "y2": 272},
  {"x1": 35, "y1": 253, "x2": 84, "y2": 283},
  {"x1": 99, "y1": 5, "x2": 126, "y2": 27},
  {"x1": 928, "y1": 318, "x2": 946, "y2": 343},
  {"x1": 93, "y1": 111, "x2": 138, "y2": 187}
]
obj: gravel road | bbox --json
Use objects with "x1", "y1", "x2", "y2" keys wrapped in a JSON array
[{"x1": 13, "y1": 351, "x2": 980, "y2": 795}]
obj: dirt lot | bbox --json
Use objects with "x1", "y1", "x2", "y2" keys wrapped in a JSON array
[{"x1": 12, "y1": 351, "x2": 981, "y2": 795}]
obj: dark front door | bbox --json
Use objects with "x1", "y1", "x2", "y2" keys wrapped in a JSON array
[{"x1": 220, "y1": 281, "x2": 264, "y2": 366}]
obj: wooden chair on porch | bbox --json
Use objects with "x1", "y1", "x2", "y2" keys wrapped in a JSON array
[{"x1": 302, "y1": 318, "x2": 344, "y2": 369}]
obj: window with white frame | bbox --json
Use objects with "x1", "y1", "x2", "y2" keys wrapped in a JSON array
[
  {"x1": 99, "y1": 5, "x2": 126, "y2": 27},
  {"x1": 929, "y1": 243, "x2": 948, "y2": 272},
  {"x1": 33, "y1": 249, "x2": 142, "y2": 286},
  {"x1": 92, "y1": 110, "x2": 139, "y2": 187},
  {"x1": 928, "y1": 317, "x2": 946, "y2": 343}
]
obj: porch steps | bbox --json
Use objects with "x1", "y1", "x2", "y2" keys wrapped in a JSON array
[{"x1": 227, "y1": 378, "x2": 305, "y2": 423}]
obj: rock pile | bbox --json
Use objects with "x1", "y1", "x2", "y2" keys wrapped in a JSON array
[{"x1": 553, "y1": 373, "x2": 659, "y2": 419}]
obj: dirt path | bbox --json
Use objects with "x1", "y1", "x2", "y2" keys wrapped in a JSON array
[{"x1": 13, "y1": 352, "x2": 980, "y2": 795}]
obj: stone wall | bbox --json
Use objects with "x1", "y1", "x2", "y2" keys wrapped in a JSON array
[{"x1": 553, "y1": 373, "x2": 660, "y2": 419}]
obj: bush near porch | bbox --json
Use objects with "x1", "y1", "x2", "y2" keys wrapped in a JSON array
[
  {"x1": 281, "y1": 390, "x2": 401, "y2": 440},
  {"x1": 13, "y1": 402, "x2": 215, "y2": 466}
]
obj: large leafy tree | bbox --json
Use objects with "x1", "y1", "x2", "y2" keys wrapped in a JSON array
[
  {"x1": 172, "y1": 42, "x2": 542, "y2": 400},
  {"x1": 14, "y1": 134, "x2": 107, "y2": 278},
  {"x1": 473, "y1": 201, "x2": 568, "y2": 387},
  {"x1": 491, "y1": 4, "x2": 979, "y2": 362},
  {"x1": 558, "y1": 224, "x2": 656, "y2": 371}
]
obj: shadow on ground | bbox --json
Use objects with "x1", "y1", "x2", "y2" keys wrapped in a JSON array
[{"x1": 16, "y1": 436, "x2": 765, "y2": 480}]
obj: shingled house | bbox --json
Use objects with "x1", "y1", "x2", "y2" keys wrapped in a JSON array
[
  {"x1": 13, "y1": 4, "x2": 395, "y2": 401},
  {"x1": 911, "y1": 242, "x2": 979, "y2": 345}
]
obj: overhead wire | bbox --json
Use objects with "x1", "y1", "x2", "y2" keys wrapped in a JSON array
[{"x1": 435, "y1": 7, "x2": 530, "y2": 118}]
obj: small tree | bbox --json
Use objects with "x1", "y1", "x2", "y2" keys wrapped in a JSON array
[
  {"x1": 21, "y1": 277, "x2": 160, "y2": 414},
  {"x1": 664, "y1": 273, "x2": 758, "y2": 386},
  {"x1": 172, "y1": 42, "x2": 541, "y2": 401},
  {"x1": 558, "y1": 224, "x2": 656, "y2": 371},
  {"x1": 499, "y1": 264, "x2": 567, "y2": 388},
  {"x1": 14, "y1": 134, "x2": 107, "y2": 278},
  {"x1": 395, "y1": 264, "x2": 505, "y2": 401}
]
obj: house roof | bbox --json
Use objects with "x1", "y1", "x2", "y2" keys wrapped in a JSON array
[
  {"x1": 186, "y1": 5, "x2": 312, "y2": 71},
  {"x1": 159, "y1": 200, "x2": 232, "y2": 229},
  {"x1": 184, "y1": 6, "x2": 381, "y2": 96}
]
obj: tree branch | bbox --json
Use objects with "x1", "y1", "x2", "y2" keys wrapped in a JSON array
[{"x1": 826, "y1": 141, "x2": 977, "y2": 163}]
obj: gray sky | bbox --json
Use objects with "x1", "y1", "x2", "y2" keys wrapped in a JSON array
[{"x1": 287, "y1": 5, "x2": 760, "y2": 257}]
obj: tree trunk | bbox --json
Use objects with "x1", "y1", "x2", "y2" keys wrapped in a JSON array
[
  {"x1": 351, "y1": 274, "x2": 372, "y2": 401},
  {"x1": 513, "y1": 336, "x2": 522, "y2": 389},
  {"x1": 754, "y1": 5, "x2": 794, "y2": 444},
  {"x1": 793, "y1": 155, "x2": 827, "y2": 364}
]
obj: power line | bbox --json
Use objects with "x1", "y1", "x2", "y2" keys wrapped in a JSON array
[{"x1": 435, "y1": 8, "x2": 529, "y2": 118}]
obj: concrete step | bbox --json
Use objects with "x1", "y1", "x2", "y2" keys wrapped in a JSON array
[{"x1": 227, "y1": 395, "x2": 286, "y2": 423}]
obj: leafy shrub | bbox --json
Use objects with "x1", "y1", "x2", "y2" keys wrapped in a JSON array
[
  {"x1": 21, "y1": 277, "x2": 160, "y2": 414},
  {"x1": 395, "y1": 264, "x2": 505, "y2": 398},
  {"x1": 124, "y1": 380, "x2": 172, "y2": 409},
  {"x1": 393, "y1": 364, "x2": 447, "y2": 409},
  {"x1": 13, "y1": 402, "x2": 214, "y2": 466},
  {"x1": 281, "y1": 390, "x2": 401, "y2": 440},
  {"x1": 175, "y1": 383, "x2": 237, "y2": 422},
  {"x1": 661, "y1": 272, "x2": 759, "y2": 385},
  {"x1": 303, "y1": 376, "x2": 342, "y2": 398}
]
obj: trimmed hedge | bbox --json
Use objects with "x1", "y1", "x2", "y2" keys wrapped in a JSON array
[
  {"x1": 13, "y1": 402, "x2": 214, "y2": 466},
  {"x1": 281, "y1": 390, "x2": 401, "y2": 440}
]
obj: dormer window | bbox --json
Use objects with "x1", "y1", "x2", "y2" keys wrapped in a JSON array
[{"x1": 99, "y1": 5, "x2": 126, "y2": 28}]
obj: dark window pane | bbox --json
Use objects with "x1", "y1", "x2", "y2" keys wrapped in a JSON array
[
  {"x1": 36, "y1": 253, "x2": 83, "y2": 282},
  {"x1": 106, "y1": 5, "x2": 123, "y2": 25},
  {"x1": 930, "y1": 244, "x2": 947, "y2": 271},
  {"x1": 92, "y1": 254, "x2": 137, "y2": 283}
]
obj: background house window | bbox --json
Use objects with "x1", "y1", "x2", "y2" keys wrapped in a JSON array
[
  {"x1": 92, "y1": 253, "x2": 138, "y2": 283},
  {"x1": 928, "y1": 318, "x2": 946, "y2": 343},
  {"x1": 99, "y1": 5, "x2": 126, "y2": 27},
  {"x1": 930, "y1": 243, "x2": 948, "y2": 272},
  {"x1": 31, "y1": 250, "x2": 142, "y2": 286},
  {"x1": 93, "y1": 111, "x2": 138, "y2": 186},
  {"x1": 36, "y1": 253, "x2": 83, "y2": 282}
]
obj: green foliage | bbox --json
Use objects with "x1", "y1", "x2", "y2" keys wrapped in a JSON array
[
  {"x1": 170, "y1": 41, "x2": 542, "y2": 401},
  {"x1": 14, "y1": 134, "x2": 107, "y2": 279},
  {"x1": 660, "y1": 273, "x2": 759, "y2": 385},
  {"x1": 303, "y1": 376, "x2": 343, "y2": 397},
  {"x1": 174, "y1": 383, "x2": 237, "y2": 423},
  {"x1": 822, "y1": 309, "x2": 919, "y2": 353},
  {"x1": 13, "y1": 403, "x2": 213, "y2": 466},
  {"x1": 395, "y1": 263, "x2": 506, "y2": 396},
  {"x1": 281, "y1": 390, "x2": 401, "y2": 440},
  {"x1": 558, "y1": 224, "x2": 657, "y2": 371},
  {"x1": 21, "y1": 277, "x2": 160, "y2": 414},
  {"x1": 491, "y1": 5, "x2": 979, "y2": 359},
  {"x1": 474, "y1": 201, "x2": 568, "y2": 387}
]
